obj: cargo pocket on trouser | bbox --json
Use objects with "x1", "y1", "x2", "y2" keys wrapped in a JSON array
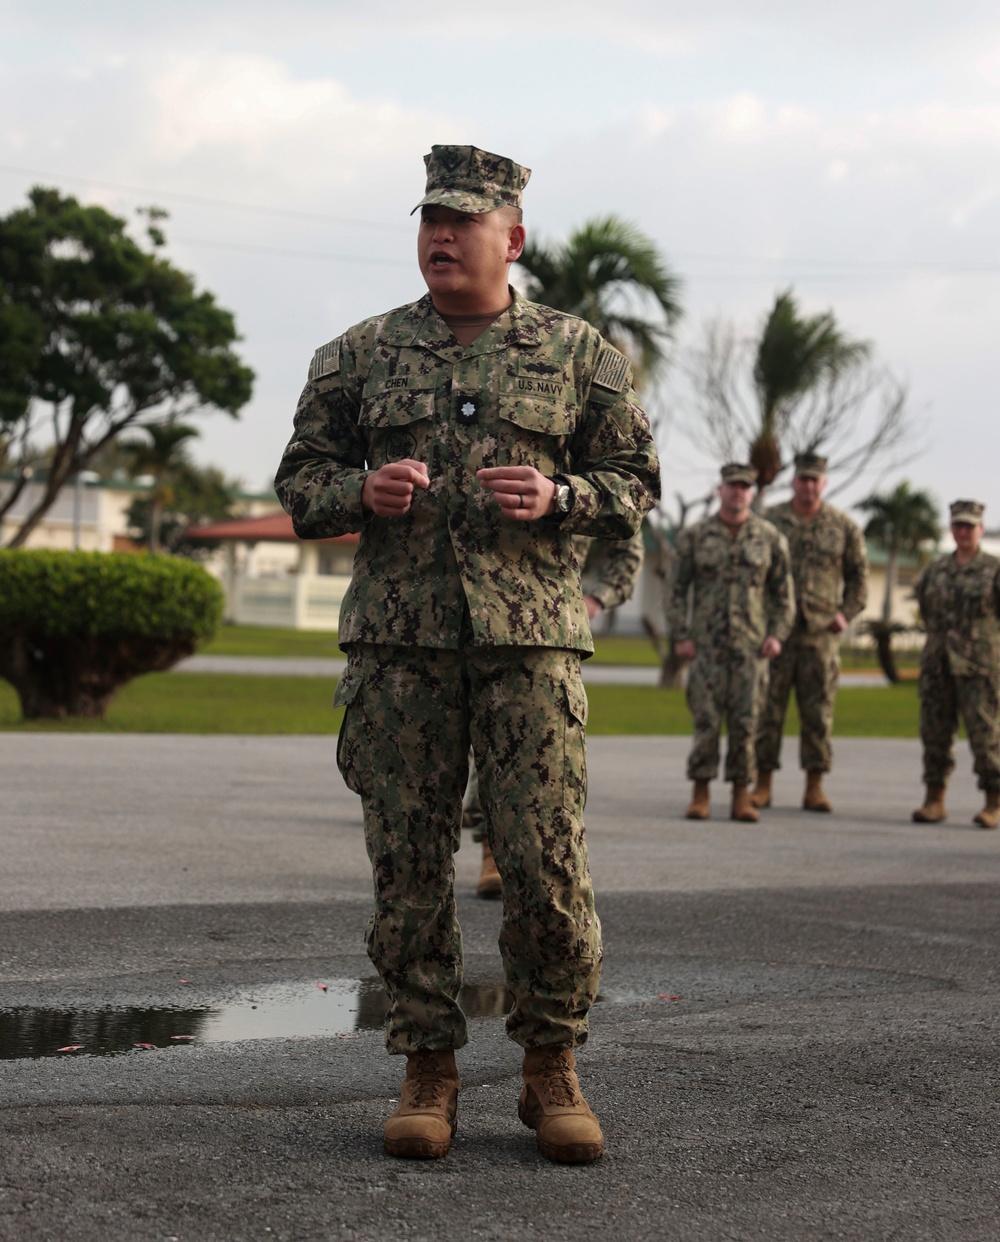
[
  {"x1": 333, "y1": 666, "x2": 372, "y2": 799},
  {"x1": 559, "y1": 673, "x2": 589, "y2": 813}
]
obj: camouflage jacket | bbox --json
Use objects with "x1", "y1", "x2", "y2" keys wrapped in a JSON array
[
  {"x1": 915, "y1": 549, "x2": 1000, "y2": 679},
  {"x1": 573, "y1": 530, "x2": 644, "y2": 611},
  {"x1": 274, "y1": 291, "x2": 660, "y2": 652},
  {"x1": 666, "y1": 512, "x2": 795, "y2": 654},
  {"x1": 764, "y1": 501, "x2": 868, "y2": 634}
]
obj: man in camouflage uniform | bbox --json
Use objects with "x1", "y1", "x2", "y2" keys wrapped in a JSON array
[
  {"x1": 666, "y1": 463, "x2": 795, "y2": 822},
  {"x1": 274, "y1": 145, "x2": 660, "y2": 1164},
  {"x1": 468, "y1": 528, "x2": 644, "y2": 897},
  {"x1": 751, "y1": 453, "x2": 868, "y2": 813},
  {"x1": 912, "y1": 500, "x2": 1000, "y2": 829}
]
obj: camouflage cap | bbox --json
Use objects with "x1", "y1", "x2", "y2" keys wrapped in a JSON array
[
  {"x1": 720, "y1": 462, "x2": 758, "y2": 485},
  {"x1": 794, "y1": 452, "x2": 828, "y2": 478},
  {"x1": 411, "y1": 144, "x2": 531, "y2": 216},
  {"x1": 950, "y1": 499, "x2": 985, "y2": 525}
]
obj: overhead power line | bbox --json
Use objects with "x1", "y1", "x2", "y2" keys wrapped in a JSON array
[
  {"x1": 0, "y1": 162, "x2": 413, "y2": 234},
  {"x1": 174, "y1": 236, "x2": 411, "y2": 267},
  {"x1": 1, "y1": 161, "x2": 996, "y2": 277}
]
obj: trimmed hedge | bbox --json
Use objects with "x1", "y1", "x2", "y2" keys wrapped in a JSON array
[
  {"x1": 0, "y1": 550, "x2": 224, "y2": 719},
  {"x1": 0, "y1": 550, "x2": 223, "y2": 637}
]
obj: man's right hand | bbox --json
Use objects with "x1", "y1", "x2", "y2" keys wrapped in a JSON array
[
  {"x1": 675, "y1": 639, "x2": 697, "y2": 661},
  {"x1": 361, "y1": 460, "x2": 430, "y2": 516}
]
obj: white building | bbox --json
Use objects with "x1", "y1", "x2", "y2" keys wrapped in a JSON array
[{"x1": 187, "y1": 512, "x2": 358, "y2": 630}]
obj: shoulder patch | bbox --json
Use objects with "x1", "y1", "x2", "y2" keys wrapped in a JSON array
[
  {"x1": 308, "y1": 337, "x2": 342, "y2": 382},
  {"x1": 591, "y1": 345, "x2": 630, "y2": 394}
]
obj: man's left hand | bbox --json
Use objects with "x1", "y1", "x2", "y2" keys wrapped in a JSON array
[
  {"x1": 760, "y1": 636, "x2": 782, "y2": 659},
  {"x1": 477, "y1": 467, "x2": 557, "y2": 520},
  {"x1": 828, "y1": 612, "x2": 848, "y2": 635}
]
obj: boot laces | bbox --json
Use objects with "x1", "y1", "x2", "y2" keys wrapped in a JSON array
[
  {"x1": 537, "y1": 1052, "x2": 580, "y2": 1107},
  {"x1": 409, "y1": 1058, "x2": 452, "y2": 1108}
]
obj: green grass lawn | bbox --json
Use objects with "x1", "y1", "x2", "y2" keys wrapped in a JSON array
[
  {"x1": 202, "y1": 624, "x2": 918, "y2": 675},
  {"x1": 0, "y1": 672, "x2": 923, "y2": 737},
  {"x1": 202, "y1": 624, "x2": 343, "y2": 659},
  {"x1": 199, "y1": 624, "x2": 664, "y2": 665}
]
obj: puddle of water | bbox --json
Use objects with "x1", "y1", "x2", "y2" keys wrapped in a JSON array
[{"x1": 0, "y1": 980, "x2": 513, "y2": 1061}]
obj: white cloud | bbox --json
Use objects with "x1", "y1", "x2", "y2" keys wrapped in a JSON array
[
  {"x1": 715, "y1": 93, "x2": 768, "y2": 140},
  {"x1": 949, "y1": 185, "x2": 1000, "y2": 229},
  {"x1": 635, "y1": 106, "x2": 678, "y2": 142},
  {"x1": 150, "y1": 53, "x2": 437, "y2": 174}
]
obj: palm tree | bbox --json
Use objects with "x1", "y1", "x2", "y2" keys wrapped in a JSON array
[
  {"x1": 749, "y1": 290, "x2": 871, "y2": 492},
  {"x1": 856, "y1": 481, "x2": 940, "y2": 681},
  {"x1": 118, "y1": 421, "x2": 200, "y2": 553},
  {"x1": 517, "y1": 215, "x2": 682, "y2": 387}
]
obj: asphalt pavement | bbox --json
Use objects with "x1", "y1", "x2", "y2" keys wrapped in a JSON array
[{"x1": 1, "y1": 733, "x2": 997, "y2": 1241}]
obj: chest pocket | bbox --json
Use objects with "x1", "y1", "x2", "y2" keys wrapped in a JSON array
[
  {"x1": 958, "y1": 572, "x2": 992, "y2": 621},
  {"x1": 360, "y1": 385, "x2": 437, "y2": 466},
  {"x1": 739, "y1": 539, "x2": 769, "y2": 584},
  {"x1": 694, "y1": 535, "x2": 730, "y2": 576},
  {"x1": 815, "y1": 527, "x2": 845, "y2": 562},
  {"x1": 497, "y1": 383, "x2": 577, "y2": 474}
]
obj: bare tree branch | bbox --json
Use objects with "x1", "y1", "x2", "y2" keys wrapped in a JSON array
[{"x1": 675, "y1": 301, "x2": 918, "y2": 505}]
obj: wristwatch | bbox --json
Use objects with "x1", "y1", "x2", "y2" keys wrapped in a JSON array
[{"x1": 553, "y1": 478, "x2": 574, "y2": 516}]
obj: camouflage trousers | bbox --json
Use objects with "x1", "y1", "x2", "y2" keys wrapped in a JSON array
[
  {"x1": 756, "y1": 625, "x2": 841, "y2": 774},
  {"x1": 918, "y1": 658, "x2": 1000, "y2": 791},
  {"x1": 686, "y1": 646, "x2": 770, "y2": 785},
  {"x1": 334, "y1": 641, "x2": 602, "y2": 1055},
  {"x1": 461, "y1": 749, "x2": 487, "y2": 844}
]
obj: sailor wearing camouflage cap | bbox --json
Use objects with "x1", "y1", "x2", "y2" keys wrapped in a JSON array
[
  {"x1": 751, "y1": 452, "x2": 868, "y2": 814},
  {"x1": 275, "y1": 144, "x2": 661, "y2": 1165},
  {"x1": 913, "y1": 497, "x2": 1000, "y2": 829},
  {"x1": 666, "y1": 463, "x2": 795, "y2": 823}
]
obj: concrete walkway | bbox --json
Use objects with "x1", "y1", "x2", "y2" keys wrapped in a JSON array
[
  {"x1": 1, "y1": 733, "x2": 996, "y2": 1240},
  {"x1": 176, "y1": 652, "x2": 888, "y2": 687}
]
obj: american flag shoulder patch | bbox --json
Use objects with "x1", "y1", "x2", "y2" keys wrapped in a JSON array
[
  {"x1": 308, "y1": 337, "x2": 342, "y2": 382},
  {"x1": 591, "y1": 345, "x2": 630, "y2": 393}
]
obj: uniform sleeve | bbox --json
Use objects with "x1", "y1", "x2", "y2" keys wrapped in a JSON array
[
  {"x1": 555, "y1": 344, "x2": 661, "y2": 540},
  {"x1": 914, "y1": 565, "x2": 929, "y2": 623},
  {"x1": 841, "y1": 518, "x2": 869, "y2": 621},
  {"x1": 766, "y1": 530, "x2": 796, "y2": 642},
  {"x1": 273, "y1": 334, "x2": 371, "y2": 539},
  {"x1": 665, "y1": 528, "x2": 695, "y2": 642},
  {"x1": 587, "y1": 529, "x2": 645, "y2": 611}
]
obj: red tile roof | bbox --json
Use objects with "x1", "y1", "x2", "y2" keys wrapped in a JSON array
[{"x1": 186, "y1": 513, "x2": 359, "y2": 544}]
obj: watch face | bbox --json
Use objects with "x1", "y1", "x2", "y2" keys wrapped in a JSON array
[{"x1": 557, "y1": 484, "x2": 572, "y2": 512}]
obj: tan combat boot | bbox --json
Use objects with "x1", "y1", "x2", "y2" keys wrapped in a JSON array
[
  {"x1": 476, "y1": 840, "x2": 502, "y2": 899},
  {"x1": 518, "y1": 1046, "x2": 604, "y2": 1164},
  {"x1": 731, "y1": 784, "x2": 760, "y2": 823},
  {"x1": 750, "y1": 770, "x2": 773, "y2": 809},
  {"x1": 685, "y1": 779, "x2": 710, "y2": 820},
  {"x1": 973, "y1": 789, "x2": 1000, "y2": 829},
  {"x1": 912, "y1": 785, "x2": 947, "y2": 823},
  {"x1": 383, "y1": 1049, "x2": 460, "y2": 1159},
  {"x1": 803, "y1": 771, "x2": 833, "y2": 813}
]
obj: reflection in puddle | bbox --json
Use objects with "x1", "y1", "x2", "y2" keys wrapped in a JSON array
[{"x1": 0, "y1": 980, "x2": 513, "y2": 1060}]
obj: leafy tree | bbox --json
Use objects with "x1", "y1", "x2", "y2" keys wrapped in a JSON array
[
  {"x1": 125, "y1": 458, "x2": 238, "y2": 560},
  {"x1": 685, "y1": 289, "x2": 911, "y2": 506},
  {"x1": 856, "y1": 480, "x2": 940, "y2": 681},
  {"x1": 518, "y1": 216, "x2": 683, "y2": 677},
  {"x1": 0, "y1": 187, "x2": 254, "y2": 547},
  {"x1": 517, "y1": 215, "x2": 682, "y2": 386},
  {"x1": 118, "y1": 421, "x2": 201, "y2": 553}
]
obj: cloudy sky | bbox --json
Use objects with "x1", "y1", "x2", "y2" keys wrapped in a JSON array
[{"x1": 3, "y1": 1, "x2": 998, "y2": 521}]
